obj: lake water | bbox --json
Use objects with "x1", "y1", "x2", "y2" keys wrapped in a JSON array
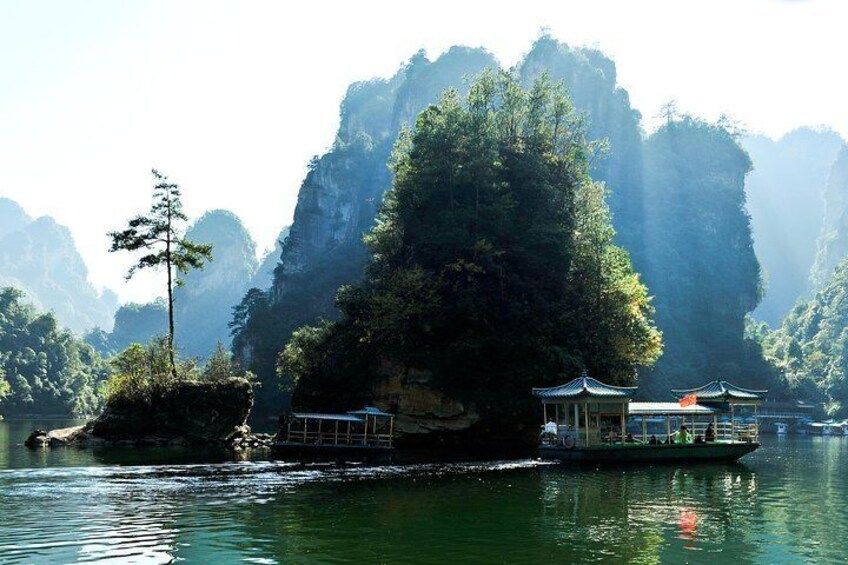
[{"x1": 1, "y1": 419, "x2": 846, "y2": 564}]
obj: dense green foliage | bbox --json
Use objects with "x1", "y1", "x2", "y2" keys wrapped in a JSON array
[
  {"x1": 742, "y1": 129, "x2": 844, "y2": 325},
  {"x1": 0, "y1": 287, "x2": 108, "y2": 416},
  {"x1": 518, "y1": 35, "x2": 645, "y2": 256},
  {"x1": 101, "y1": 337, "x2": 252, "y2": 409},
  {"x1": 0, "y1": 198, "x2": 117, "y2": 334},
  {"x1": 640, "y1": 116, "x2": 771, "y2": 397},
  {"x1": 109, "y1": 169, "x2": 213, "y2": 371},
  {"x1": 281, "y1": 72, "x2": 661, "y2": 427},
  {"x1": 765, "y1": 259, "x2": 848, "y2": 415}
]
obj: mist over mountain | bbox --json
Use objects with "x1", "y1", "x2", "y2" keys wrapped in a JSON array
[
  {"x1": 640, "y1": 117, "x2": 771, "y2": 397},
  {"x1": 251, "y1": 226, "x2": 290, "y2": 291},
  {"x1": 174, "y1": 210, "x2": 259, "y2": 357},
  {"x1": 742, "y1": 128, "x2": 844, "y2": 326},
  {"x1": 811, "y1": 145, "x2": 848, "y2": 288},
  {"x1": 0, "y1": 198, "x2": 116, "y2": 334}
]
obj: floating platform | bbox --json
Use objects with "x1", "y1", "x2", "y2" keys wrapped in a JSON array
[{"x1": 539, "y1": 441, "x2": 759, "y2": 463}]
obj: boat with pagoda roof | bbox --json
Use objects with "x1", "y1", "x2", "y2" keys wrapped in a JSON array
[{"x1": 533, "y1": 374, "x2": 764, "y2": 463}]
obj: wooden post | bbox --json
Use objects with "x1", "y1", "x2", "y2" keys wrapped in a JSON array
[
  {"x1": 555, "y1": 404, "x2": 560, "y2": 426},
  {"x1": 620, "y1": 403, "x2": 626, "y2": 444},
  {"x1": 573, "y1": 403, "x2": 579, "y2": 444},
  {"x1": 389, "y1": 416, "x2": 394, "y2": 448},
  {"x1": 287, "y1": 419, "x2": 292, "y2": 443},
  {"x1": 318, "y1": 418, "x2": 322, "y2": 443},
  {"x1": 303, "y1": 417, "x2": 308, "y2": 443},
  {"x1": 731, "y1": 404, "x2": 735, "y2": 440},
  {"x1": 347, "y1": 421, "x2": 351, "y2": 444},
  {"x1": 363, "y1": 415, "x2": 369, "y2": 445},
  {"x1": 666, "y1": 415, "x2": 671, "y2": 443},
  {"x1": 543, "y1": 403, "x2": 548, "y2": 424},
  {"x1": 584, "y1": 402, "x2": 589, "y2": 446},
  {"x1": 334, "y1": 420, "x2": 339, "y2": 445},
  {"x1": 642, "y1": 416, "x2": 647, "y2": 443}
]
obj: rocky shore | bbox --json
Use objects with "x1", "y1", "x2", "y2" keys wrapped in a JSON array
[{"x1": 24, "y1": 377, "x2": 273, "y2": 450}]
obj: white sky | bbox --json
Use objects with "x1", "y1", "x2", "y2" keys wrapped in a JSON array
[{"x1": 1, "y1": 0, "x2": 845, "y2": 303}]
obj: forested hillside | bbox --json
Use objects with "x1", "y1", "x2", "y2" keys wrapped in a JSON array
[
  {"x1": 0, "y1": 287, "x2": 107, "y2": 416},
  {"x1": 234, "y1": 37, "x2": 670, "y2": 415},
  {"x1": 0, "y1": 198, "x2": 117, "y2": 334},
  {"x1": 765, "y1": 258, "x2": 848, "y2": 415},
  {"x1": 283, "y1": 73, "x2": 660, "y2": 437}
]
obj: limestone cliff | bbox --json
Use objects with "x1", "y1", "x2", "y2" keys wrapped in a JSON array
[
  {"x1": 811, "y1": 145, "x2": 848, "y2": 288},
  {"x1": 0, "y1": 202, "x2": 116, "y2": 334}
]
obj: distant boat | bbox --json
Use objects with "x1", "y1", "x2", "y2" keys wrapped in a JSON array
[
  {"x1": 775, "y1": 422, "x2": 788, "y2": 435},
  {"x1": 533, "y1": 376, "x2": 763, "y2": 464}
]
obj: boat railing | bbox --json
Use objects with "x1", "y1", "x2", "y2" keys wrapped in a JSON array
[
  {"x1": 285, "y1": 430, "x2": 394, "y2": 448},
  {"x1": 716, "y1": 421, "x2": 758, "y2": 442}
]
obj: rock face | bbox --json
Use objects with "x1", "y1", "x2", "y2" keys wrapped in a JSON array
[
  {"x1": 373, "y1": 370, "x2": 481, "y2": 437},
  {"x1": 26, "y1": 378, "x2": 255, "y2": 448}
]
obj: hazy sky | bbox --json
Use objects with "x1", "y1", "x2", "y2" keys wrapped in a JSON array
[{"x1": 1, "y1": 0, "x2": 846, "y2": 303}]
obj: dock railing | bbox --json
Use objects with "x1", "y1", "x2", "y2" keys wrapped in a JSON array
[{"x1": 286, "y1": 429, "x2": 394, "y2": 448}]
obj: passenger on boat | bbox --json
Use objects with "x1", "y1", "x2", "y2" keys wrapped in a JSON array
[
  {"x1": 675, "y1": 425, "x2": 691, "y2": 444},
  {"x1": 705, "y1": 423, "x2": 716, "y2": 442},
  {"x1": 541, "y1": 420, "x2": 558, "y2": 444},
  {"x1": 648, "y1": 435, "x2": 659, "y2": 445}
]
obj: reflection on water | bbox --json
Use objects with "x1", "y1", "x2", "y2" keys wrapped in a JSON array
[{"x1": 2, "y1": 420, "x2": 848, "y2": 564}]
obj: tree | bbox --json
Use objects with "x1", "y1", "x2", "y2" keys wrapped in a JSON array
[{"x1": 109, "y1": 170, "x2": 213, "y2": 373}]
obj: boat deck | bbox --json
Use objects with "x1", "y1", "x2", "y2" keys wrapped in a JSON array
[{"x1": 540, "y1": 441, "x2": 758, "y2": 463}]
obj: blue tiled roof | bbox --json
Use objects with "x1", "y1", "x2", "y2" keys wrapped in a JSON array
[
  {"x1": 347, "y1": 406, "x2": 393, "y2": 417},
  {"x1": 533, "y1": 374, "x2": 637, "y2": 400},
  {"x1": 291, "y1": 413, "x2": 364, "y2": 422},
  {"x1": 671, "y1": 380, "x2": 766, "y2": 401}
]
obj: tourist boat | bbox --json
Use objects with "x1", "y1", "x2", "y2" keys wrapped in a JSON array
[
  {"x1": 533, "y1": 375, "x2": 763, "y2": 463},
  {"x1": 806, "y1": 420, "x2": 848, "y2": 436},
  {"x1": 273, "y1": 406, "x2": 395, "y2": 456},
  {"x1": 774, "y1": 422, "x2": 788, "y2": 435}
]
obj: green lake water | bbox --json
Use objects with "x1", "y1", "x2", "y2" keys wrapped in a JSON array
[{"x1": 1, "y1": 419, "x2": 846, "y2": 564}]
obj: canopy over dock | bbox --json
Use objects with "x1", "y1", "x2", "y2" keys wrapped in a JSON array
[{"x1": 282, "y1": 406, "x2": 394, "y2": 450}]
